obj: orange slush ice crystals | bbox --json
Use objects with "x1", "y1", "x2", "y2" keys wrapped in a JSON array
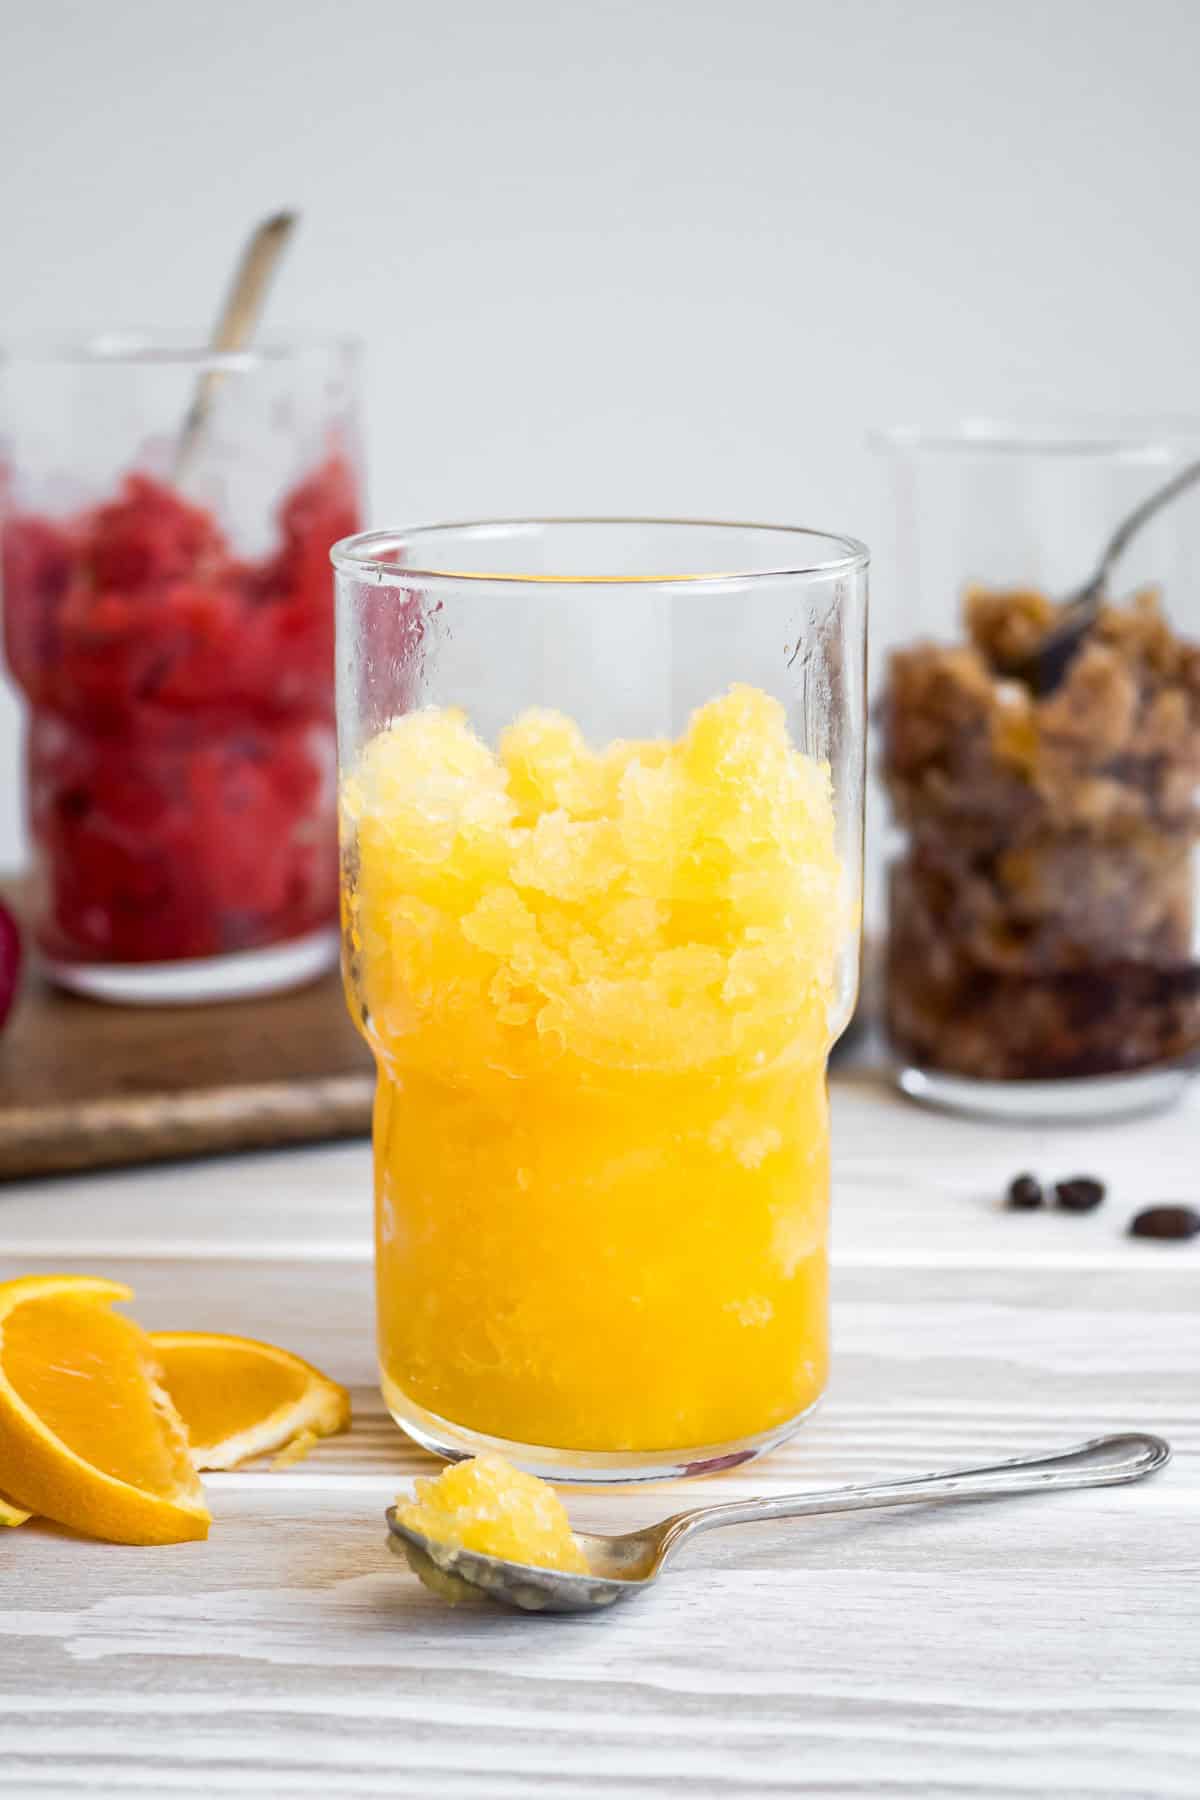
[
  {"x1": 345, "y1": 685, "x2": 845, "y2": 1453},
  {"x1": 396, "y1": 1454, "x2": 588, "y2": 1579}
]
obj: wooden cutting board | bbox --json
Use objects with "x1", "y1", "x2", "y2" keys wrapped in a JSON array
[{"x1": 0, "y1": 893, "x2": 375, "y2": 1179}]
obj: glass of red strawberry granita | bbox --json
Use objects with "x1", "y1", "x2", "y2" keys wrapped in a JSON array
[{"x1": 0, "y1": 334, "x2": 362, "y2": 1002}]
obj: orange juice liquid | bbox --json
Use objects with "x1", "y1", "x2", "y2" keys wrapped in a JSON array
[{"x1": 344, "y1": 686, "x2": 844, "y2": 1454}]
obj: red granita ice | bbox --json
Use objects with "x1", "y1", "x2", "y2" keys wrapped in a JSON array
[
  {"x1": 86, "y1": 474, "x2": 227, "y2": 593},
  {"x1": 4, "y1": 453, "x2": 359, "y2": 965},
  {"x1": 1, "y1": 513, "x2": 75, "y2": 700}
]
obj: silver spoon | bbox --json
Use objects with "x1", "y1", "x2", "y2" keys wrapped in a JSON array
[
  {"x1": 1005, "y1": 453, "x2": 1200, "y2": 693},
  {"x1": 172, "y1": 210, "x2": 298, "y2": 487},
  {"x1": 385, "y1": 1430, "x2": 1169, "y2": 1614}
]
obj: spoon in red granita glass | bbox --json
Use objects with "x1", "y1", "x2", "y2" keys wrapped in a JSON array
[{"x1": 172, "y1": 210, "x2": 297, "y2": 487}]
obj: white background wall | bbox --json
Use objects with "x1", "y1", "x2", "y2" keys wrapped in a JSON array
[{"x1": 3, "y1": 0, "x2": 1199, "y2": 867}]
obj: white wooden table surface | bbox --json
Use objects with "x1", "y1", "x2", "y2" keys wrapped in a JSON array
[{"x1": 1, "y1": 1069, "x2": 1197, "y2": 1798}]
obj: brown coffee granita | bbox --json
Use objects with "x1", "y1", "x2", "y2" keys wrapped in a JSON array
[{"x1": 880, "y1": 587, "x2": 1200, "y2": 1081}]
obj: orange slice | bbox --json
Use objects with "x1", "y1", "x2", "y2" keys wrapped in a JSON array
[
  {"x1": 150, "y1": 1332, "x2": 350, "y2": 1469},
  {"x1": 0, "y1": 1275, "x2": 209, "y2": 1545}
]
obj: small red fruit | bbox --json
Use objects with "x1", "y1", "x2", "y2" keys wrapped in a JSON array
[{"x1": 0, "y1": 900, "x2": 22, "y2": 1031}]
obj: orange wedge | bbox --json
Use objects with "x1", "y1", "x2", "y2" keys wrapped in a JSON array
[
  {"x1": 0, "y1": 1275, "x2": 209, "y2": 1545},
  {"x1": 150, "y1": 1332, "x2": 350, "y2": 1469}
]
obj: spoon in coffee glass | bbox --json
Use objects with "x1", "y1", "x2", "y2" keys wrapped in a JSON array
[
  {"x1": 386, "y1": 1430, "x2": 1169, "y2": 1614},
  {"x1": 1006, "y1": 452, "x2": 1200, "y2": 694}
]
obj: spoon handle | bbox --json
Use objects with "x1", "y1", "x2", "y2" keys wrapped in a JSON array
[
  {"x1": 173, "y1": 210, "x2": 298, "y2": 486},
  {"x1": 1094, "y1": 453, "x2": 1200, "y2": 590},
  {"x1": 1010, "y1": 450, "x2": 1200, "y2": 692},
  {"x1": 660, "y1": 1432, "x2": 1169, "y2": 1555}
]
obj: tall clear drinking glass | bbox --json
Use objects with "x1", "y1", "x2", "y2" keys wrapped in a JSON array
[
  {"x1": 0, "y1": 334, "x2": 363, "y2": 1003},
  {"x1": 335, "y1": 520, "x2": 867, "y2": 1481},
  {"x1": 874, "y1": 422, "x2": 1200, "y2": 1122}
]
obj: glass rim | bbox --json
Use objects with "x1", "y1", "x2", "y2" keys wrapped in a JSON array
[
  {"x1": 330, "y1": 517, "x2": 870, "y2": 587},
  {"x1": 0, "y1": 328, "x2": 361, "y2": 372},
  {"x1": 870, "y1": 416, "x2": 1200, "y2": 461}
]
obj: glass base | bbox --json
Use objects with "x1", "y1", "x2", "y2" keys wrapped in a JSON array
[
  {"x1": 897, "y1": 1061, "x2": 1192, "y2": 1124},
  {"x1": 44, "y1": 926, "x2": 340, "y2": 1007},
  {"x1": 382, "y1": 1374, "x2": 822, "y2": 1485}
]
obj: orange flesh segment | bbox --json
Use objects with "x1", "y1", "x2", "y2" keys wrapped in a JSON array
[
  {"x1": 4, "y1": 1294, "x2": 193, "y2": 1500},
  {"x1": 150, "y1": 1333, "x2": 350, "y2": 1467},
  {"x1": 154, "y1": 1339, "x2": 309, "y2": 1452}
]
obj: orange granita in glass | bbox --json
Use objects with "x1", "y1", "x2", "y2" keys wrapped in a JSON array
[{"x1": 343, "y1": 684, "x2": 845, "y2": 1454}]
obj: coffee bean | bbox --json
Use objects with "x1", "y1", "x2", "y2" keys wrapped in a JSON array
[
  {"x1": 1054, "y1": 1177, "x2": 1106, "y2": 1213},
  {"x1": 1007, "y1": 1173, "x2": 1044, "y2": 1210},
  {"x1": 1129, "y1": 1205, "x2": 1200, "y2": 1241}
]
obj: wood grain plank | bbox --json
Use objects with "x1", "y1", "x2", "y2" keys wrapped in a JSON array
[
  {"x1": 0, "y1": 967, "x2": 374, "y2": 1180},
  {"x1": 2, "y1": 1483, "x2": 1196, "y2": 1799},
  {"x1": 0, "y1": 1139, "x2": 376, "y2": 1257},
  {"x1": 306, "y1": 1392, "x2": 1200, "y2": 1493},
  {"x1": 831, "y1": 1071, "x2": 1200, "y2": 1264},
  {"x1": 0, "y1": 1252, "x2": 1193, "y2": 1492},
  {"x1": 1, "y1": 1072, "x2": 1198, "y2": 1271},
  {"x1": 0, "y1": 1071, "x2": 1196, "y2": 1797}
]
